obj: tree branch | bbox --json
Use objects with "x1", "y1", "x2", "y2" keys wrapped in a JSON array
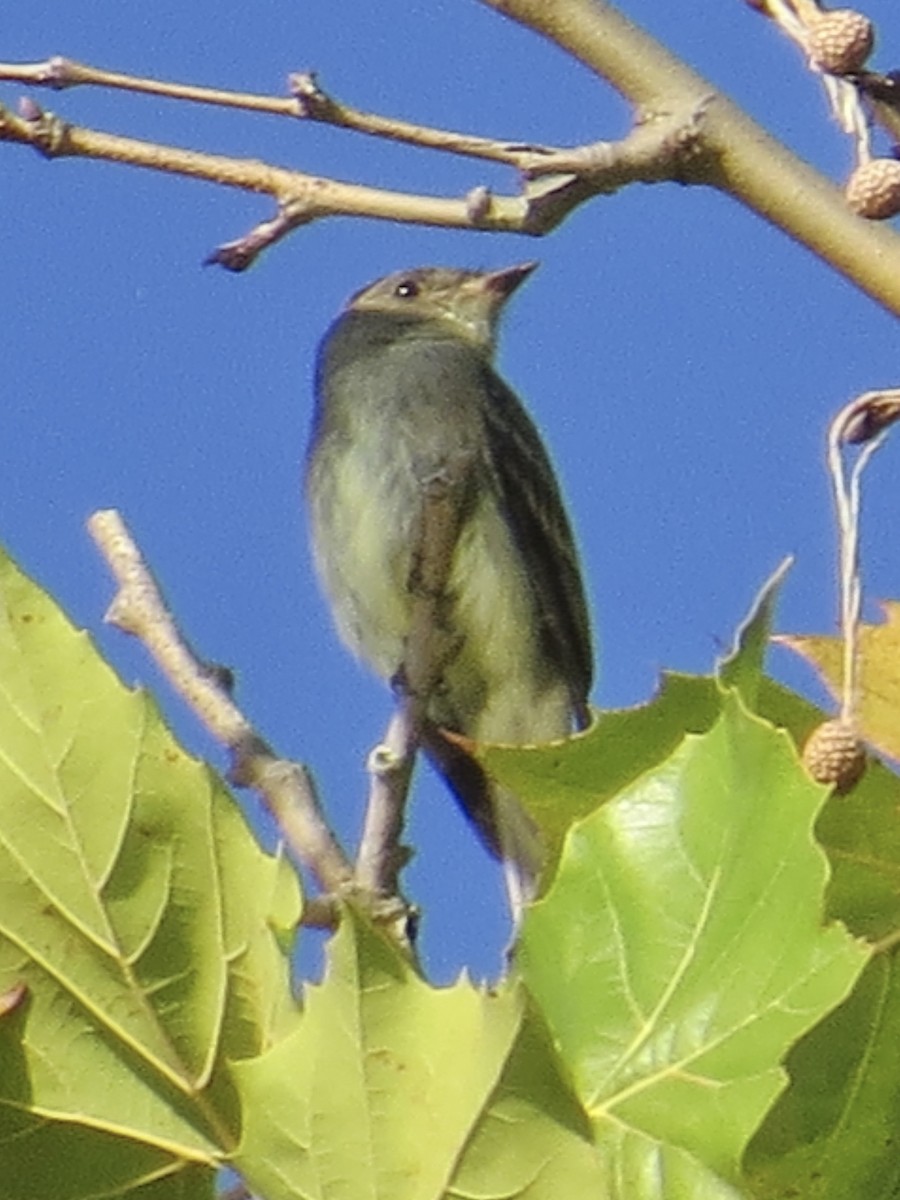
[
  {"x1": 0, "y1": 98, "x2": 523, "y2": 227},
  {"x1": 86, "y1": 509, "x2": 354, "y2": 897},
  {"x1": 288, "y1": 70, "x2": 557, "y2": 165},
  {"x1": 4, "y1": 8, "x2": 900, "y2": 296},
  {"x1": 0, "y1": 57, "x2": 557, "y2": 164},
  {"x1": 0, "y1": 55, "x2": 298, "y2": 117},
  {"x1": 479, "y1": 0, "x2": 900, "y2": 316},
  {"x1": 0, "y1": 82, "x2": 707, "y2": 269}
]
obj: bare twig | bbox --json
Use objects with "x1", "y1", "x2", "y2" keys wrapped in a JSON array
[
  {"x1": 204, "y1": 201, "x2": 316, "y2": 272},
  {"x1": 0, "y1": 56, "x2": 558, "y2": 165},
  {"x1": 289, "y1": 70, "x2": 558, "y2": 165},
  {"x1": 0, "y1": 89, "x2": 714, "y2": 270},
  {"x1": 0, "y1": 98, "x2": 523, "y2": 228},
  {"x1": 0, "y1": 55, "x2": 297, "y2": 116},
  {"x1": 354, "y1": 465, "x2": 471, "y2": 897},
  {"x1": 518, "y1": 102, "x2": 713, "y2": 184},
  {"x1": 0, "y1": 57, "x2": 550, "y2": 165},
  {"x1": 0, "y1": 55, "x2": 707, "y2": 183},
  {"x1": 356, "y1": 711, "x2": 418, "y2": 899},
  {"x1": 86, "y1": 509, "x2": 354, "y2": 895},
  {"x1": 6, "y1": 0, "x2": 900, "y2": 304}
]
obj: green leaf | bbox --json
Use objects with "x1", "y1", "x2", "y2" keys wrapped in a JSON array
[
  {"x1": 746, "y1": 953, "x2": 900, "y2": 1199},
  {"x1": 0, "y1": 547, "x2": 302, "y2": 1196},
  {"x1": 718, "y1": 556, "x2": 793, "y2": 705},
  {"x1": 485, "y1": 671, "x2": 723, "y2": 881},
  {"x1": 815, "y1": 760, "x2": 900, "y2": 941},
  {"x1": 744, "y1": 667, "x2": 900, "y2": 1198},
  {"x1": 755, "y1": 676, "x2": 900, "y2": 942},
  {"x1": 518, "y1": 696, "x2": 868, "y2": 1197},
  {"x1": 232, "y1": 908, "x2": 523, "y2": 1200},
  {"x1": 485, "y1": 556, "x2": 795, "y2": 882},
  {"x1": 448, "y1": 998, "x2": 610, "y2": 1197}
]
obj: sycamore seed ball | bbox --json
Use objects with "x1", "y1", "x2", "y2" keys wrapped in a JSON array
[
  {"x1": 802, "y1": 719, "x2": 867, "y2": 794},
  {"x1": 845, "y1": 158, "x2": 900, "y2": 219},
  {"x1": 808, "y1": 8, "x2": 875, "y2": 74}
]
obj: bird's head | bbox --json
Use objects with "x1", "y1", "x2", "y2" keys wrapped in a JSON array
[{"x1": 345, "y1": 262, "x2": 538, "y2": 353}]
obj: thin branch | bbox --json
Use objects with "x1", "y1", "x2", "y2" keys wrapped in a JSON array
[
  {"x1": 0, "y1": 99, "x2": 523, "y2": 225},
  {"x1": 289, "y1": 70, "x2": 558, "y2": 165},
  {"x1": 0, "y1": 57, "x2": 556, "y2": 165},
  {"x1": 6, "y1": 0, "x2": 900, "y2": 306},
  {"x1": 205, "y1": 202, "x2": 316, "y2": 272},
  {"x1": 518, "y1": 102, "x2": 713, "y2": 184},
  {"x1": 355, "y1": 711, "x2": 417, "y2": 898},
  {"x1": 0, "y1": 90, "x2": 708, "y2": 269},
  {"x1": 0, "y1": 55, "x2": 298, "y2": 117},
  {"x1": 354, "y1": 465, "x2": 471, "y2": 897},
  {"x1": 0, "y1": 99, "x2": 530, "y2": 271},
  {"x1": 86, "y1": 509, "x2": 354, "y2": 895}
]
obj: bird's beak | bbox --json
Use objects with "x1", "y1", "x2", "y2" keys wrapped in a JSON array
[
  {"x1": 450, "y1": 262, "x2": 539, "y2": 348},
  {"x1": 482, "y1": 261, "x2": 539, "y2": 300}
]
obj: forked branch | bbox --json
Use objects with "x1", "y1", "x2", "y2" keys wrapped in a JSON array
[{"x1": 7, "y1": 0, "x2": 900, "y2": 309}]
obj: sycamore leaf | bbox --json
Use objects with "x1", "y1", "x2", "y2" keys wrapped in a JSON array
[
  {"x1": 746, "y1": 953, "x2": 900, "y2": 1199},
  {"x1": 750, "y1": 676, "x2": 900, "y2": 942},
  {"x1": 740, "y1": 677, "x2": 900, "y2": 1196},
  {"x1": 485, "y1": 557, "x2": 792, "y2": 890},
  {"x1": 2, "y1": 545, "x2": 893, "y2": 1200},
  {"x1": 484, "y1": 671, "x2": 722, "y2": 884},
  {"x1": 777, "y1": 600, "x2": 900, "y2": 764},
  {"x1": 232, "y1": 909, "x2": 524, "y2": 1200},
  {"x1": 447, "y1": 998, "x2": 606, "y2": 1198},
  {"x1": 718, "y1": 556, "x2": 793, "y2": 705},
  {"x1": 0, "y1": 547, "x2": 302, "y2": 1199},
  {"x1": 518, "y1": 696, "x2": 868, "y2": 1198}
]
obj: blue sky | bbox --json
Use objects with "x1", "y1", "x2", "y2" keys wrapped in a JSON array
[{"x1": 3, "y1": 1, "x2": 900, "y2": 980}]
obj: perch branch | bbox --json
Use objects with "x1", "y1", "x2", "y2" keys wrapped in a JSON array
[
  {"x1": 354, "y1": 465, "x2": 471, "y2": 897},
  {"x1": 86, "y1": 509, "x2": 354, "y2": 897}
]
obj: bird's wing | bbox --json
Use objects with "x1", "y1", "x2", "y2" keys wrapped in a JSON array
[{"x1": 478, "y1": 364, "x2": 593, "y2": 724}]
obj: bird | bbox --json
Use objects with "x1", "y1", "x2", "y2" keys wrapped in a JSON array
[{"x1": 304, "y1": 262, "x2": 593, "y2": 918}]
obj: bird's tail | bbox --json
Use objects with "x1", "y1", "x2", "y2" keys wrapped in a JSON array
[{"x1": 420, "y1": 722, "x2": 543, "y2": 924}]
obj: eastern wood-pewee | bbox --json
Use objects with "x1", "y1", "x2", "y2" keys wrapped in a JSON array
[{"x1": 305, "y1": 263, "x2": 593, "y2": 916}]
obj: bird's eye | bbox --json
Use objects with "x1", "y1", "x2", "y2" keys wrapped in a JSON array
[{"x1": 394, "y1": 279, "x2": 419, "y2": 299}]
